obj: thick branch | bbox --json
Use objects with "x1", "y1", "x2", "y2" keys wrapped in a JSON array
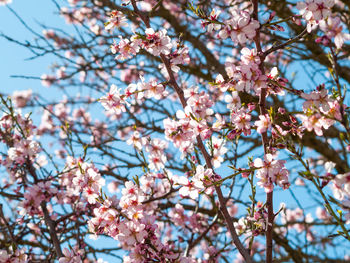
[{"x1": 26, "y1": 160, "x2": 63, "y2": 258}]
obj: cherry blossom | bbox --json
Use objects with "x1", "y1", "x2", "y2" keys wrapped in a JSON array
[
  {"x1": 112, "y1": 37, "x2": 141, "y2": 61},
  {"x1": 219, "y1": 9, "x2": 259, "y2": 44},
  {"x1": 254, "y1": 154, "x2": 290, "y2": 192},
  {"x1": 296, "y1": 113, "x2": 333, "y2": 136},
  {"x1": 0, "y1": 248, "x2": 28, "y2": 263},
  {"x1": 202, "y1": 9, "x2": 222, "y2": 33},
  {"x1": 41, "y1": 74, "x2": 57, "y2": 87},
  {"x1": 297, "y1": 0, "x2": 335, "y2": 32},
  {"x1": 319, "y1": 16, "x2": 350, "y2": 49},
  {"x1": 301, "y1": 88, "x2": 332, "y2": 112},
  {"x1": 105, "y1": 10, "x2": 128, "y2": 31},
  {"x1": 12, "y1": 90, "x2": 32, "y2": 108},
  {"x1": 255, "y1": 114, "x2": 272, "y2": 134},
  {"x1": 59, "y1": 248, "x2": 82, "y2": 263},
  {"x1": 231, "y1": 107, "x2": 252, "y2": 136},
  {"x1": 207, "y1": 136, "x2": 228, "y2": 168},
  {"x1": 0, "y1": 0, "x2": 12, "y2": 5},
  {"x1": 144, "y1": 28, "x2": 173, "y2": 56},
  {"x1": 100, "y1": 84, "x2": 128, "y2": 114},
  {"x1": 126, "y1": 131, "x2": 143, "y2": 151},
  {"x1": 177, "y1": 176, "x2": 200, "y2": 200}
]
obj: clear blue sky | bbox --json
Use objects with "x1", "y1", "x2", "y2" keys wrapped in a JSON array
[{"x1": 0, "y1": 0, "x2": 66, "y2": 96}]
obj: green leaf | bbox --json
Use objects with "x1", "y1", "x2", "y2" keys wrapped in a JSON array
[{"x1": 133, "y1": 175, "x2": 140, "y2": 187}]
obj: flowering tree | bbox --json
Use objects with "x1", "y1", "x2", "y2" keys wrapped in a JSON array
[{"x1": 1, "y1": 0, "x2": 350, "y2": 262}]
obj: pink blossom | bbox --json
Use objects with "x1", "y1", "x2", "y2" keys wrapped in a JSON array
[
  {"x1": 0, "y1": 248, "x2": 28, "y2": 263},
  {"x1": 12, "y1": 89, "x2": 32, "y2": 108},
  {"x1": 144, "y1": 28, "x2": 172, "y2": 56},
  {"x1": 59, "y1": 248, "x2": 82, "y2": 263},
  {"x1": 0, "y1": 0, "x2": 12, "y2": 5},
  {"x1": 254, "y1": 154, "x2": 290, "y2": 192},
  {"x1": 148, "y1": 153, "x2": 167, "y2": 171},
  {"x1": 301, "y1": 88, "x2": 332, "y2": 112},
  {"x1": 41, "y1": 74, "x2": 57, "y2": 87},
  {"x1": 231, "y1": 108, "x2": 252, "y2": 136},
  {"x1": 105, "y1": 10, "x2": 128, "y2": 31},
  {"x1": 192, "y1": 165, "x2": 217, "y2": 195},
  {"x1": 219, "y1": 9, "x2": 259, "y2": 44},
  {"x1": 255, "y1": 114, "x2": 272, "y2": 134},
  {"x1": 240, "y1": 47, "x2": 260, "y2": 65},
  {"x1": 140, "y1": 79, "x2": 165, "y2": 99},
  {"x1": 117, "y1": 220, "x2": 148, "y2": 247},
  {"x1": 331, "y1": 172, "x2": 350, "y2": 200},
  {"x1": 0, "y1": 250, "x2": 10, "y2": 261},
  {"x1": 100, "y1": 84, "x2": 128, "y2": 114},
  {"x1": 7, "y1": 139, "x2": 40, "y2": 165},
  {"x1": 319, "y1": 16, "x2": 350, "y2": 49},
  {"x1": 296, "y1": 113, "x2": 333, "y2": 136},
  {"x1": 225, "y1": 92, "x2": 241, "y2": 110},
  {"x1": 297, "y1": 0, "x2": 335, "y2": 32},
  {"x1": 126, "y1": 131, "x2": 143, "y2": 151},
  {"x1": 205, "y1": 9, "x2": 222, "y2": 33},
  {"x1": 114, "y1": 37, "x2": 140, "y2": 61},
  {"x1": 212, "y1": 113, "x2": 226, "y2": 131},
  {"x1": 178, "y1": 176, "x2": 200, "y2": 200},
  {"x1": 208, "y1": 136, "x2": 228, "y2": 168}
]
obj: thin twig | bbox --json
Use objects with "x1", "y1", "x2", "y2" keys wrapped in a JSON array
[
  {"x1": 0, "y1": 204, "x2": 16, "y2": 245},
  {"x1": 263, "y1": 28, "x2": 308, "y2": 58}
]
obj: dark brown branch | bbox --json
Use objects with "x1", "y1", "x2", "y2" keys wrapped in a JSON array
[
  {"x1": 26, "y1": 160, "x2": 63, "y2": 258},
  {"x1": 252, "y1": 0, "x2": 274, "y2": 262}
]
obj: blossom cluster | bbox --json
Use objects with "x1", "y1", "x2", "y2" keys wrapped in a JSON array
[
  {"x1": 0, "y1": 248, "x2": 28, "y2": 263},
  {"x1": 0, "y1": 111, "x2": 42, "y2": 180},
  {"x1": 297, "y1": 0, "x2": 334, "y2": 32},
  {"x1": 58, "y1": 156, "x2": 105, "y2": 205},
  {"x1": 225, "y1": 48, "x2": 267, "y2": 94},
  {"x1": 318, "y1": 16, "x2": 350, "y2": 49},
  {"x1": 235, "y1": 202, "x2": 268, "y2": 236},
  {"x1": 105, "y1": 10, "x2": 127, "y2": 31},
  {"x1": 226, "y1": 97, "x2": 253, "y2": 137},
  {"x1": 254, "y1": 153, "x2": 290, "y2": 193},
  {"x1": 19, "y1": 181, "x2": 57, "y2": 216},
  {"x1": 100, "y1": 77, "x2": 169, "y2": 117},
  {"x1": 330, "y1": 164, "x2": 350, "y2": 223},
  {"x1": 297, "y1": 86, "x2": 342, "y2": 136},
  {"x1": 177, "y1": 165, "x2": 218, "y2": 199},
  {"x1": 127, "y1": 132, "x2": 169, "y2": 171},
  {"x1": 88, "y1": 178, "x2": 181, "y2": 262},
  {"x1": 163, "y1": 87, "x2": 214, "y2": 156},
  {"x1": 12, "y1": 89, "x2": 32, "y2": 108},
  {"x1": 59, "y1": 247, "x2": 83, "y2": 263},
  {"x1": 218, "y1": 8, "x2": 259, "y2": 44}
]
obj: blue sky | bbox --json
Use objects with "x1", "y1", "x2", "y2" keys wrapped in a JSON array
[{"x1": 0, "y1": 0, "x2": 65, "y2": 96}]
